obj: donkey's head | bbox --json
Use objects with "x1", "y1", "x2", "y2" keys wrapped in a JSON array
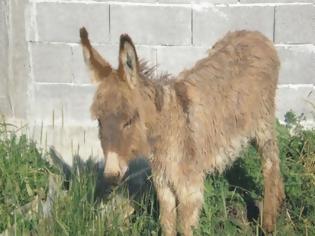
[{"x1": 80, "y1": 27, "x2": 150, "y2": 184}]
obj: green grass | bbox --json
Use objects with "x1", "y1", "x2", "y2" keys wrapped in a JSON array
[
  {"x1": 0, "y1": 114, "x2": 314, "y2": 235},
  {"x1": 195, "y1": 121, "x2": 315, "y2": 236},
  {"x1": 0, "y1": 122, "x2": 57, "y2": 234}
]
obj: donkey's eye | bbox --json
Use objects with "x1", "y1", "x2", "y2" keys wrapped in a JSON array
[
  {"x1": 123, "y1": 119, "x2": 133, "y2": 129},
  {"x1": 122, "y1": 111, "x2": 139, "y2": 129}
]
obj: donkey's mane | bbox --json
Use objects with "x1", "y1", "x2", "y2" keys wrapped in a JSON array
[
  {"x1": 139, "y1": 60, "x2": 172, "y2": 83},
  {"x1": 137, "y1": 59, "x2": 173, "y2": 112}
]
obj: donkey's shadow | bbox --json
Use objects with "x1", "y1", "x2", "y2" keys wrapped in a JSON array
[
  {"x1": 49, "y1": 147, "x2": 261, "y2": 232},
  {"x1": 49, "y1": 147, "x2": 153, "y2": 202},
  {"x1": 224, "y1": 159, "x2": 261, "y2": 223}
]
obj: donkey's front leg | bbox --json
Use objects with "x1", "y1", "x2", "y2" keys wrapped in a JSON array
[
  {"x1": 174, "y1": 174, "x2": 204, "y2": 236},
  {"x1": 154, "y1": 178, "x2": 177, "y2": 236}
]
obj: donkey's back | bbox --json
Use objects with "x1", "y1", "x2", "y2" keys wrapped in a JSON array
[{"x1": 174, "y1": 31, "x2": 280, "y2": 172}]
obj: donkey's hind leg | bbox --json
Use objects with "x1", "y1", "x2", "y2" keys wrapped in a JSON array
[
  {"x1": 256, "y1": 127, "x2": 285, "y2": 233},
  {"x1": 174, "y1": 173, "x2": 204, "y2": 236}
]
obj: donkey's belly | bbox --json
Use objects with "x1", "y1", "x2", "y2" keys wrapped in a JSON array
[{"x1": 207, "y1": 135, "x2": 250, "y2": 173}]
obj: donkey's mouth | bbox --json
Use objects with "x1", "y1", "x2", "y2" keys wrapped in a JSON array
[
  {"x1": 104, "y1": 173, "x2": 123, "y2": 186},
  {"x1": 122, "y1": 157, "x2": 152, "y2": 196},
  {"x1": 103, "y1": 156, "x2": 152, "y2": 197}
]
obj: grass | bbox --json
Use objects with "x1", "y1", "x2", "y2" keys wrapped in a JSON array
[
  {"x1": 0, "y1": 122, "x2": 56, "y2": 234},
  {"x1": 0, "y1": 112, "x2": 314, "y2": 235}
]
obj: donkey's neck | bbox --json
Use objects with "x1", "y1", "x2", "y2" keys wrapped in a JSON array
[
  {"x1": 140, "y1": 79, "x2": 163, "y2": 127},
  {"x1": 140, "y1": 77, "x2": 178, "y2": 138}
]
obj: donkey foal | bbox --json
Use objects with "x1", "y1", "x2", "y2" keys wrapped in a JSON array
[{"x1": 79, "y1": 27, "x2": 284, "y2": 236}]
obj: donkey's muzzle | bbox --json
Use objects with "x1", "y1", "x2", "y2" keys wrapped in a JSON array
[{"x1": 104, "y1": 152, "x2": 127, "y2": 185}]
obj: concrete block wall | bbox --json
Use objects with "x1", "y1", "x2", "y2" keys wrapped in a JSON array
[
  {"x1": 24, "y1": 0, "x2": 314, "y2": 125},
  {"x1": 0, "y1": 0, "x2": 314, "y2": 161},
  {"x1": 0, "y1": 0, "x2": 10, "y2": 115}
]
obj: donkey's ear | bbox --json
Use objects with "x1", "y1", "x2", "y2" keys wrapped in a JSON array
[
  {"x1": 80, "y1": 27, "x2": 112, "y2": 83},
  {"x1": 118, "y1": 34, "x2": 139, "y2": 89}
]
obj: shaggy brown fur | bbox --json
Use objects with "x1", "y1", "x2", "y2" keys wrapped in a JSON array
[{"x1": 80, "y1": 27, "x2": 284, "y2": 236}]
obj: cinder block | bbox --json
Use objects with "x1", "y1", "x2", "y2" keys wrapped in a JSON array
[
  {"x1": 241, "y1": 0, "x2": 313, "y2": 3},
  {"x1": 276, "y1": 86, "x2": 315, "y2": 121},
  {"x1": 0, "y1": 81, "x2": 6, "y2": 97},
  {"x1": 275, "y1": 5, "x2": 315, "y2": 44},
  {"x1": 31, "y1": 43, "x2": 73, "y2": 83},
  {"x1": 277, "y1": 45, "x2": 315, "y2": 84},
  {"x1": 110, "y1": 0, "x2": 157, "y2": 2},
  {"x1": 34, "y1": 125, "x2": 102, "y2": 165},
  {"x1": 31, "y1": 84, "x2": 96, "y2": 125},
  {"x1": 136, "y1": 46, "x2": 157, "y2": 67},
  {"x1": 66, "y1": 85, "x2": 97, "y2": 123},
  {"x1": 110, "y1": 4, "x2": 191, "y2": 45},
  {"x1": 0, "y1": 96, "x2": 12, "y2": 116},
  {"x1": 157, "y1": 46, "x2": 207, "y2": 75},
  {"x1": 36, "y1": 2, "x2": 109, "y2": 43},
  {"x1": 31, "y1": 84, "x2": 69, "y2": 125},
  {"x1": 193, "y1": 6, "x2": 274, "y2": 46},
  {"x1": 159, "y1": 0, "x2": 237, "y2": 3},
  {"x1": 72, "y1": 44, "x2": 156, "y2": 84},
  {"x1": 6, "y1": 0, "x2": 29, "y2": 118},
  {"x1": 0, "y1": 1, "x2": 9, "y2": 92}
]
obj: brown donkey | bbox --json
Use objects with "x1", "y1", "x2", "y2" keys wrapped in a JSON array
[{"x1": 79, "y1": 27, "x2": 284, "y2": 236}]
